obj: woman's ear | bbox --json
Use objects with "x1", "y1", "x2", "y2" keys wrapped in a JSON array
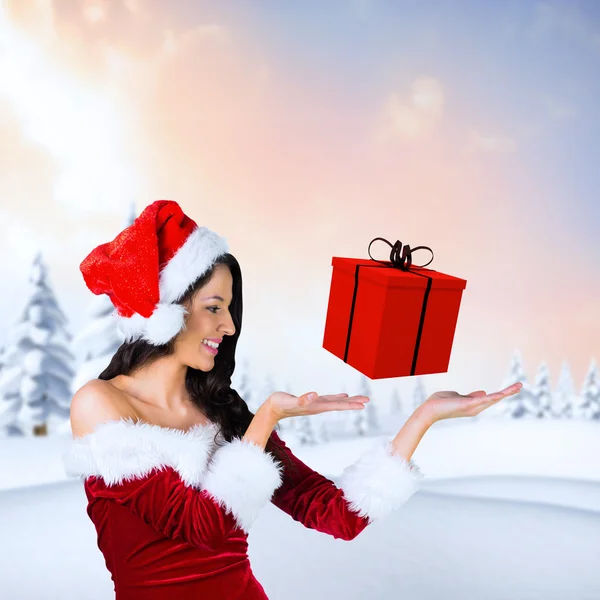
[{"x1": 182, "y1": 292, "x2": 195, "y2": 315}]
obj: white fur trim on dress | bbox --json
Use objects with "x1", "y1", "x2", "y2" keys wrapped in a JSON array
[
  {"x1": 159, "y1": 226, "x2": 229, "y2": 304},
  {"x1": 338, "y1": 440, "x2": 424, "y2": 523},
  {"x1": 62, "y1": 418, "x2": 284, "y2": 534},
  {"x1": 201, "y1": 438, "x2": 284, "y2": 534},
  {"x1": 62, "y1": 418, "x2": 222, "y2": 488}
]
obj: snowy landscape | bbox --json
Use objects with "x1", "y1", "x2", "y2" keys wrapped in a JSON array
[
  {"x1": 0, "y1": 417, "x2": 599, "y2": 600},
  {"x1": 0, "y1": 238, "x2": 599, "y2": 599}
]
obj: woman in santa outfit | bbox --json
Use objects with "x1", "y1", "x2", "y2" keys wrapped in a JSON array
[{"x1": 63, "y1": 199, "x2": 522, "y2": 600}]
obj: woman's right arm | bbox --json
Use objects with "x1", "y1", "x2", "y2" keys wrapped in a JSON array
[
  {"x1": 65, "y1": 382, "x2": 284, "y2": 551},
  {"x1": 242, "y1": 401, "x2": 280, "y2": 449}
]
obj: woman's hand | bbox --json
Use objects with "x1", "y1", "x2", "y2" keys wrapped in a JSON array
[
  {"x1": 422, "y1": 381, "x2": 523, "y2": 423},
  {"x1": 265, "y1": 391, "x2": 369, "y2": 421}
]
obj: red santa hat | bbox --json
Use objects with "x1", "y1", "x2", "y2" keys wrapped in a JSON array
[{"x1": 80, "y1": 200, "x2": 229, "y2": 345}]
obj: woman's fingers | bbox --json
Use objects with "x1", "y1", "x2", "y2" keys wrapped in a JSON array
[
  {"x1": 321, "y1": 401, "x2": 366, "y2": 411},
  {"x1": 297, "y1": 392, "x2": 366, "y2": 414},
  {"x1": 470, "y1": 383, "x2": 522, "y2": 407},
  {"x1": 490, "y1": 383, "x2": 522, "y2": 400},
  {"x1": 314, "y1": 395, "x2": 369, "y2": 412}
]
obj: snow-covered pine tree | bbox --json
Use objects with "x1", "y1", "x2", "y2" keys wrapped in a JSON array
[
  {"x1": 71, "y1": 202, "x2": 137, "y2": 393},
  {"x1": 412, "y1": 377, "x2": 427, "y2": 412},
  {"x1": 254, "y1": 372, "x2": 277, "y2": 414},
  {"x1": 352, "y1": 406, "x2": 367, "y2": 436},
  {"x1": 318, "y1": 420, "x2": 330, "y2": 444},
  {"x1": 390, "y1": 388, "x2": 403, "y2": 416},
  {"x1": 277, "y1": 379, "x2": 296, "y2": 436},
  {"x1": 296, "y1": 415, "x2": 316, "y2": 446},
  {"x1": 357, "y1": 374, "x2": 380, "y2": 436},
  {"x1": 234, "y1": 357, "x2": 254, "y2": 408},
  {"x1": 553, "y1": 360, "x2": 575, "y2": 419},
  {"x1": 71, "y1": 295, "x2": 124, "y2": 393},
  {"x1": 500, "y1": 349, "x2": 532, "y2": 419},
  {"x1": 351, "y1": 376, "x2": 369, "y2": 437},
  {"x1": 1, "y1": 252, "x2": 75, "y2": 436},
  {"x1": 528, "y1": 362, "x2": 553, "y2": 419},
  {"x1": 385, "y1": 388, "x2": 406, "y2": 434},
  {"x1": 0, "y1": 343, "x2": 25, "y2": 437},
  {"x1": 325, "y1": 381, "x2": 348, "y2": 441},
  {"x1": 577, "y1": 358, "x2": 600, "y2": 420}
]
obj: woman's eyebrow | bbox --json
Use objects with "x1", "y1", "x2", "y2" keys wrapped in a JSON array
[{"x1": 202, "y1": 295, "x2": 227, "y2": 302}]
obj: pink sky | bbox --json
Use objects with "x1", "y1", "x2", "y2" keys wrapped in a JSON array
[{"x1": 0, "y1": 1, "x2": 597, "y2": 400}]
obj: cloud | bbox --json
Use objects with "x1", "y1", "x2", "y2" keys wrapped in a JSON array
[
  {"x1": 375, "y1": 76, "x2": 444, "y2": 142},
  {"x1": 82, "y1": 0, "x2": 108, "y2": 25},
  {"x1": 160, "y1": 23, "x2": 231, "y2": 59},
  {"x1": 123, "y1": 0, "x2": 149, "y2": 18},
  {"x1": 0, "y1": 2, "x2": 140, "y2": 216},
  {"x1": 467, "y1": 130, "x2": 517, "y2": 153},
  {"x1": 0, "y1": 0, "x2": 277, "y2": 230},
  {"x1": 352, "y1": 0, "x2": 377, "y2": 19},
  {"x1": 529, "y1": 1, "x2": 600, "y2": 52},
  {"x1": 541, "y1": 96, "x2": 579, "y2": 120}
]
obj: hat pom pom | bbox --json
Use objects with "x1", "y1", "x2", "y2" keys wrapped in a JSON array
[
  {"x1": 144, "y1": 303, "x2": 188, "y2": 344},
  {"x1": 116, "y1": 303, "x2": 188, "y2": 345}
]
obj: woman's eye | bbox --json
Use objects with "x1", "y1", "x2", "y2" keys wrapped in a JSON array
[{"x1": 208, "y1": 307, "x2": 219, "y2": 313}]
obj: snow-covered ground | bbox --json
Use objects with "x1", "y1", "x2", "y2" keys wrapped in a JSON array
[{"x1": 1, "y1": 418, "x2": 599, "y2": 599}]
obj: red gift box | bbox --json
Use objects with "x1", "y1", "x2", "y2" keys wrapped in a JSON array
[{"x1": 322, "y1": 238, "x2": 467, "y2": 379}]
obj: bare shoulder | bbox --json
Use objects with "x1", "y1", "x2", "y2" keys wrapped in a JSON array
[{"x1": 70, "y1": 379, "x2": 130, "y2": 439}]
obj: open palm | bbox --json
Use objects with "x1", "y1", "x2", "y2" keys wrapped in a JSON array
[
  {"x1": 267, "y1": 391, "x2": 369, "y2": 421},
  {"x1": 424, "y1": 382, "x2": 523, "y2": 422}
]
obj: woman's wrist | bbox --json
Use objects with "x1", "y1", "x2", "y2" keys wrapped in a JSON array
[
  {"x1": 242, "y1": 401, "x2": 280, "y2": 450},
  {"x1": 389, "y1": 405, "x2": 434, "y2": 463}
]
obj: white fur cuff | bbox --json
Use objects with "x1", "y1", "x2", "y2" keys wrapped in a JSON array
[
  {"x1": 201, "y1": 439, "x2": 284, "y2": 534},
  {"x1": 338, "y1": 440, "x2": 424, "y2": 523}
]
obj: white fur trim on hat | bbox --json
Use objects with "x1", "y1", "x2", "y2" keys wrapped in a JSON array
[
  {"x1": 202, "y1": 438, "x2": 284, "y2": 533},
  {"x1": 159, "y1": 225, "x2": 229, "y2": 304},
  {"x1": 113, "y1": 226, "x2": 229, "y2": 346},
  {"x1": 338, "y1": 440, "x2": 424, "y2": 523},
  {"x1": 115, "y1": 302, "x2": 188, "y2": 345}
]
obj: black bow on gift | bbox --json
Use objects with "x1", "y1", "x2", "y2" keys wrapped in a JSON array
[
  {"x1": 341, "y1": 237, "x2": 437, "y2": 375},
  {"x1": 368, "y1": 237, "x2": 434, "y2": 271}
]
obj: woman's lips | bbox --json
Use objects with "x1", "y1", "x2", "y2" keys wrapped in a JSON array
[{"x1": 202, "y1": 342, "x2": 218, "y2": 355}]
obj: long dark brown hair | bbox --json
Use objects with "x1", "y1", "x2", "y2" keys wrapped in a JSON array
[{"x1": 97, "y1": 253, "x2": 294, "y2": 473}]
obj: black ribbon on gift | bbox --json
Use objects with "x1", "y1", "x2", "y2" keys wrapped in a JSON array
[{"x1": 344, "y1": 238, "x2": 436, "y2": 376}]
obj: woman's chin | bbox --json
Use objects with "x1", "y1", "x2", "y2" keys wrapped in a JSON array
[
  {"x1": 183, "y1": 356, "x2": 212, "y2": 371},
  {"x1": 195, "y1": 356, "x2": 216, "y2": 371}
]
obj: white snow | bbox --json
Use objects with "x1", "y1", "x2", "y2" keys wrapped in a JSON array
[{"x1": 0, "y1": 418, "x2": 599, "y2": 599}]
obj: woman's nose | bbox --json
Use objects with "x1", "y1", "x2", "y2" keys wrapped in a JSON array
[{"x1": 221, "y1": 317, "x2": 235, "y2": 336}]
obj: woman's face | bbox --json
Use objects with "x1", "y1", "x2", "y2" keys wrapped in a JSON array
[{"x1": 174, "y1": 264, "x2": 236, "y2": 370}]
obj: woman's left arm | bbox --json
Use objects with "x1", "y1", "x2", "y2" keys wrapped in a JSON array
[
  {"x1": 269, "y1": 382, "x2": 523, "y2": 541},
  {"x1": 268, "y1": 423, "x2": 426, "y2": 541}
]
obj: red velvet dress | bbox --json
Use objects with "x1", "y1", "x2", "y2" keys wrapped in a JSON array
[{"x1": 63, "y1": 418, "x2": 423, "y2": 599}]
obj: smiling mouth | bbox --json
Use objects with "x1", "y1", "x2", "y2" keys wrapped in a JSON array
[{"x1": 202, "y1": 342, "x2": 219, "y2": 355}]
